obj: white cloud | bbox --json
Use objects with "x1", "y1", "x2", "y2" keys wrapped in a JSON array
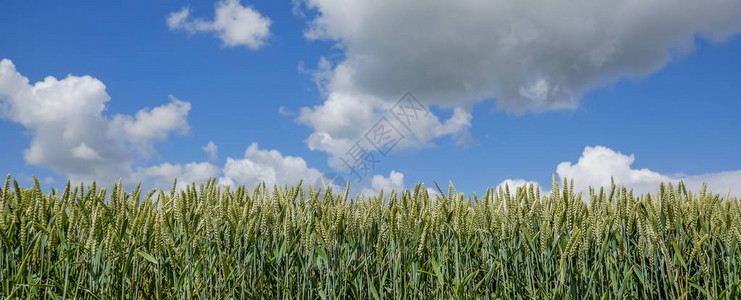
[
  {"x1": 361, "y1": 170, "x2": 404, "y2": 196},
  {"x1": 167, "y1": 0, "x2": 271, "y2": 50},
  {"x1": 497, "y1": 146, "x2": 741, "y2": 198},
  {"x1": 216, "y1": 142, "x2": 408, "y2": 197},
  {"x1": 298, "y1": 91, "x2": 473, "y2": 169},
  {"x1": 166, "y1": 7, "x2": 191, "y2": 29},
  {"x1": 496, "y1": 179, "x2": 542, "y2": 194},
  {"x1": 555, "y1": 146, "x2": 741, "y2": 197},
  {"x1": 303, "y1": 131, "x2": 355, "y2": 169},
  {"x1": 311, "y1": 170, "x2": 407, "y2": 197},
  {"x1": 298, "y1": 91, "x2": 380, "y2": 138},
  {"x1": 556, "y1": 146, "x2": 670, "y2": 195},
  {"x1": 300, "y1": 0, "x2": 741, "y2": 112},
  {"x1": 426, "y1": 187, "x2": 440, "y2": 199},
  {"x1": 298, "y1": 56, "x2": 334, "y2": 96},
  {"x1": 135, "y1": 162, "x2": 221, "y2": 191},
  {"x1": 219, "y1": 142, "x2": 323, "y2": 188},
  {"x1": 0, "y1": 58, "x2": 191, "y2": 185},
  {"x1": 110, "y1": 96, "x2": 190, "y2": 156},
  {"x1": 401, "y1": 106, "x2": 472, "y2": 146},
  {"x1": 202, "y1": 141, "x2": 218, "y2": 160}
]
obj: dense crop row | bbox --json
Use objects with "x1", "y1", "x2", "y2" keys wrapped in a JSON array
[{"x1": 0, "y1": 174, "x2": 740, "y2": 299}]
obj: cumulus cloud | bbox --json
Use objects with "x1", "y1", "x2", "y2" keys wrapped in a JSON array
[
  {"x1": 300, "y1": 0, "x2": 741, "y2": 112},
  {"x1": 497, "y1": 146, "x2": 741, "y2": 198},
  {"x1": 299, "y1": 91, "x2": 473, "y2": 169},
  {"x1": 110, "y1": 96, "x2": 190, "y2": 156},
  {"x1": 361, "y1": 170, "x2": 405, "y2": 196},
  {"x1": 137, "y1": 142, "x2": 405, "y2": 195},
  {"x1": 497, "y1": 179, "x2": 542, "y2": 194},
  {"x1": 167, "y1": 0, "x2": 271, "y2": 50},
  {"x1": 215, "y1": 142, "x2": 409, "y2": 197},
  {"x1": 556, "y1": 146, "x2": 671, "y2": 195},
  {"x1": 135, "y1": 162, "x2": 221, "y2": 191},
  {"x1": 202, "y1": 141, "x2": 218, "y2": 160},
  {"x1": 218, "y1": 142, "x2": 324, "y2": 188},
  {"x1": 556, "y1": 146, "x2": 741, "y2": 197},
  {"x1": 0, "y1": 58, "x2": 191, "y2": 185}
]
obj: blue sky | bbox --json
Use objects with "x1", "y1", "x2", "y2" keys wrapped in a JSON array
[{"x1": 1, "y1": 0, "x2": 740, "y2": 196}]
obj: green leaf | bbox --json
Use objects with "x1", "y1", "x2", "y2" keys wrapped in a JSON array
[
  {"x1": 431, "y1": 257, "x2": 444, "y2": 287},
  {"x1": 137, "y1": 250, "x2": 158, "y2": 265},
  {"x1": 368, "y1": 278, "x2": 380, "y2": 300},
  {"x1": 670, "y1": 238, "x2": 687, "y2": 269}
]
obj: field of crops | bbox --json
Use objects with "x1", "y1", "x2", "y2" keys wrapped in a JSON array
[{"x1": 1, "y1": 174, "x2": 740, "y2": 299}]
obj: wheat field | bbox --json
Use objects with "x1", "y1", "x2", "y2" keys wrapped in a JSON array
[{"x1": 0, "y1": 174, "x2": 740, "y2": 299}]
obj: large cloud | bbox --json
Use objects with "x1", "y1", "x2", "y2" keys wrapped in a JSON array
[
  {"x1": 295, "y1": 0, "x2": 741, "y2": 167},
  {"x1": 557, "y1": 146, "x2": 741, "y2": 197},
  {"x1": 0, "y1": 59, "x2": 190, "y2": 184},
  {"x1": 300, "y1": 0, "x2": 741, "y2": 111},
  {"x1": 168, "y1": 0, "x2": 271, "y2": 50}
]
